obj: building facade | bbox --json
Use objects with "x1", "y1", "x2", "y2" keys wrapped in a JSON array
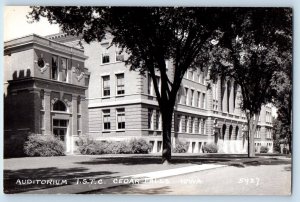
[
  {"x1": 4, "y1": 34, "x2": 89, "y2": 157},
  {"x1": 47, "y1": 33, "x2": 274, "y2": 154}
]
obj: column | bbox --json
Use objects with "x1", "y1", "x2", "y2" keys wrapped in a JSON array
[{"x1": 44, "y1": 90, "x2": 52, "y2": 135}]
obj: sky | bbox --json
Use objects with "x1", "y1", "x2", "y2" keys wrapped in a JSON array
[{"x1": 4, "y1": 6, "x2": 59, "y2": 41}]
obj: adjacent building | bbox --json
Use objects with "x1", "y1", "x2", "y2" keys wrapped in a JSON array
[
  {"x1": 47, "y1": 33, "x2": 274, "y2": 154},
  {"x1": 4, "y1": 34, "x2": 89, "y2": 157}
]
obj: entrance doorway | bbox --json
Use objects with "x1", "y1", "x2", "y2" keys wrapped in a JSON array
[{"x1": 53, "y1": 119, "x2": 69, "y2": 151}]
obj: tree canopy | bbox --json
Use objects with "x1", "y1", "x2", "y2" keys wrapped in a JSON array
[{"x1": 28, "y1": 7, "x2": 292, "y2": 159}]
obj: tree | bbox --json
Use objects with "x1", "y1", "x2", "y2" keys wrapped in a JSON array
[
  {"x1": 208, "y1": 8, "x2": 292, "y2": 157},
  {"x1": 29, "y1": 7, "x2": 229, "y2": 163}
]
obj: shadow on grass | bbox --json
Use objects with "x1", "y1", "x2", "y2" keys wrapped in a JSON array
[{"x1": 4, "y1": 167, "x2": 118, "y2": 194}]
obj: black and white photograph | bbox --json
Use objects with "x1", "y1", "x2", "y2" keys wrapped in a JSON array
[{"x1": 3, "y1": 6, "x2": 292, "y2": 195}]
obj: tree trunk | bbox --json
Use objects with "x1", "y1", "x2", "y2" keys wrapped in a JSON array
[
  {"x1": 247, "y1": 113, "x2": 260, "y2": 158},
  {"x1": 161, "y1": 108, "x2": 173, "y2": 164}
]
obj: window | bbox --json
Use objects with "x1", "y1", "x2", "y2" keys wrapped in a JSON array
[
  {"x1": 148, "y1": 74, "x2": 153, "y2": 95},
  {"x1": 102, "y1": 75, "x2": 110, "y2": 96},
  {"x1": 61, "y1": 57, "x2": 68, "y2": 82},
  {"x1": 77, "y1": 116, "x2": 81, "y2": 135},
  {"x1": 116, "y1": 52, "x2": 124, "y2": 62},
  {"x1": 197, "y1": 92, "x2": 200, "y2": 108},
  {"x1": 102, "y1": 54, "x2": 110, "y2": 64},
  {"x1": 190, "y1": 89, "x2": 194, "y2": 106},
  {"x1": 116, "y1": 73, "x2": 125, "y2": 95},
  {"x1": 191, "y1": 117, "x2": 195, "y2": 133},
  {"x1": 185, "y1": 88, "x2": 189, "y2": 105},
  {"x1": 77, "y1": 97, "x2": 81, "y2": 114},
  {"x1": 203, "y1": 119, "x2": 206, "y2": 135},
  {"x1": 103, "y1": 109, "x2": 111, "y2": 130},
  {"x1": 185, "y1": 116, "x2": 189, "y2": 133},
  {"x1": 176, "y1": 115, "x2": 181, "y2": 132},
  {"x1": 53, "y1": 119, "x2": 68, "y2": 141},
  {"x1": 148, "y1": 109, "x2": 154, "y2": 129},
  {"x1": 53, "y1": 100, "x2": 67, "y2": 112},
  {"x1": 117, "y1": 108, "x2": 125, "y2": 129},
  {"x1": 51, "y1": 55, "x2": 58, "y2": 80},
  {"x1": 202, "y1": 93, "x2": 206, "y2": 109},
  {"x1": 155, "y1": 110, "x2": 161, "y2": 130},
  {"x1": 102, "y1": 43, "x2": 110, "y2": 64},
  {"x1": 198, "y1": 118, "x2": 202, "y2": 134},
  {"x1": 40, "y1": 111, "x2": 44, "y2": 132}
]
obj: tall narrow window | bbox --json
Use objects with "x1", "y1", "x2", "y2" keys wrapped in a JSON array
[
  {"x1": 155, "y1": 110, "x2": 161, "y2": 130},
  {"x1": 51, "y1": 55, "x2": 58, "y2": 80},
  {"x1": 198, "y1": 118, "x2": 202, "y2": 134},
  {"x1": 203, "y1": 119, "x2": 206, "y2": 135},
  {"x1": 117, "y1": 108, "x2": 125, "y2": 129},
  {"x1": 102, "y1": 75, "x2": 110, "y2": 96},
  {"x1": 116, "y1": 73, "x2": 125, "y2": 95},
  {"x1": 197, "y1": 92, "x2": 200, "y2": 108},
  {"x1": 185, "y1": 116, "x2": 189, "y2": 133},
  {"x1": 176, "y1": 115, "x2": 181, "y2": 132},
  {"x1": 148, "y1": 74, "x2": 153, "y2": 95},
  {"x1": 185, "y1": 88, "x2": 189, "y2": 105},
  {"x1": 202, "y1": 93, "x2": 206, "y2": 109},
  {"x1": 191, "y1": 117, "x2": 195, "y2": 133},
  {"x1": 148, "y1": 109, "x2": 154, "y2": 129},
  {"x1": 191, "y1": 89, "x2": 194, "y2": 106},
  {"x1": 61, "y1": 57, "x2": 68, "y2": 82},
  {"x1": 103, "y1": 109, "x2": 111, "y2": 130}
]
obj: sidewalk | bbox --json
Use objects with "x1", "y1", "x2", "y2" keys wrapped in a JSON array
[{"x1": 23, "y1": 163, "x2": 227, "y2": 194}]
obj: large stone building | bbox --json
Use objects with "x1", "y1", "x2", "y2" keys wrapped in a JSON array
[
  {"x1": 4, "y1": 34, "x2": 89, "y2": 157},
  {"x1": 47, "y1": 33, "x2": 274, "y2": 154},
  {"x1": 4, "y1": 33, "x2": 274, "y2": 156}
]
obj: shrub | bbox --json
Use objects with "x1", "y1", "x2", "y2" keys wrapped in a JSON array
[
  {"x1": 173, "y1": 141, "x2": 189, "y2": 153},
  {"x1": 202, "y1": 143, "x2": 218, "y2": 153},
  {"x1": 76, "y1": 137, "x2": 107, "y2": 155},
  {"x1": 24, "y1": 134, "x2": 65, "y2": 157},
  {"x1": 260, "y1": 146, "x2": 269, "y2": 153},
  {"x1": 76, "y1": 137, "x2": 151, "y2": 154},
  {"x1": 128, "y1": 138, "x2": 151, "y2": 154},
  {"x1": 106, "y1": 141, "x2": 131, "y2": 154}
]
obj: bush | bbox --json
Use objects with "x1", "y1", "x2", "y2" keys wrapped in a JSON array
[
  {"x1": 76, "y1": 137, "x2": 107, "y2": 155},
  {"x1": 173, "y1": 141, "x2": 189, "y2": 153},
  {"x1": 128, "y1": 138, "x2": 151, "y2": 154},
  {"x1": 260, "y1": 146, "x2": 269, "y2": 153},
  {"x1": 202, "y1": 143, "x2": 218, "y2": 153},
  {"x1": 24, "y1": 134, "x2": 65, "y2": 157},
  {"x1": 107, "y1": 141, "x2": 131, "y2": 154},
  {"x1": 76, "y1": 137, "x2": 150, "y2": 154}
]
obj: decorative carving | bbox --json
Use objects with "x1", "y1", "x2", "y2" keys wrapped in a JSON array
[
  {"x1": 72, "y1": 64, "x2": 85, "y2": 81},
  {"x1": 51, "y1": 98, "x2": 58, "y2": 105},
  {"x1": 64, "y1": 98, "x2": 72, "y2": 107},
  {"x1": 34, "y1": 53, "x2": 49, "y2": 73}
]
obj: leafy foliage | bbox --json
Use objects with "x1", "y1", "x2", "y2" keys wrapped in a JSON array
[
  {"x1": 259, "y1": 146, "x2": 269, "y2": 154},
  {"x1": 202, "y1": 143, "x2": 218, "y2": 153},
  {"x1": 172, "y1": 141, "x2": 189, "y2": 153},
  {"x1": 24, "y1": 134, "x2": 65, "y2": 157},
  {"x1": 76, "y1": 137, "x2": 150, "y2": 155}
]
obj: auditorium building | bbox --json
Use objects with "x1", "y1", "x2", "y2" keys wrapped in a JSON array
[{"x1": 4, "y1": 34, "x2": 89, "y2": 156}]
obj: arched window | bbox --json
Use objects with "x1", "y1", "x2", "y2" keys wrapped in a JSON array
[{"x1": 53, "y1": 100, "x2": 67, "y2": 112}]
